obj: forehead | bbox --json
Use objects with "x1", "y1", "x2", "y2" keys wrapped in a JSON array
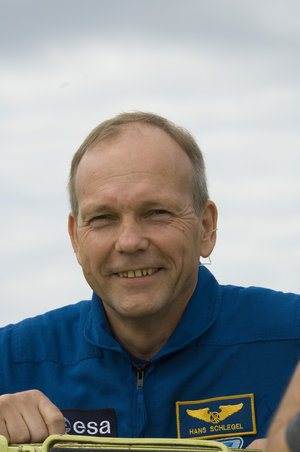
[{"x1": 75, "y1": 123, "x2": 194, "y2": 204}]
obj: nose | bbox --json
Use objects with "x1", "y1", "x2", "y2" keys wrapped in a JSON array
[{"x1": 115, "y1": 218, "x2": 149, "y2": 254}]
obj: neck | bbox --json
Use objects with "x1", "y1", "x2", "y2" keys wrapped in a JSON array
[
  {"x1": 104, "y1": 305, "x2": 188, "y2": 360},
  {"x1": 119, "y1": 330, "x2": 169, "y2": 361}
]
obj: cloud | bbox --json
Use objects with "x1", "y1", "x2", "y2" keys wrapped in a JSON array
[
  {"x1": 0, "y1": 0, "x2": 299, "y2": 326},
  {"x1": 1, "y1": 0, "x2": 300, "y2": 60}
]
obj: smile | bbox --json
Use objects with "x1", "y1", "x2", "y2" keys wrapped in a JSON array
[{"x1": 117, "y1": 268, "x2": 159, "y2": 278}]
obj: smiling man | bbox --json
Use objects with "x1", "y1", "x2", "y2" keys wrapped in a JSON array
[
  {"x1": 68, "y1": 121, "x2": 216, "y2": 360},
  {"x1": 0, "y1": 112, "x2": 299, "y2": 450}
]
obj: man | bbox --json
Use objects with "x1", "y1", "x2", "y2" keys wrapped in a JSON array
[{"x1": 0, "y1": 112, "x2": 299, "y2": 450}]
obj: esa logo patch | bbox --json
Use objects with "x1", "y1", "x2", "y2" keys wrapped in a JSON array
[
  {"x1": 62, "y1": 408, "x2": 117, "y2": 437},
  {"x1": 176, "y1": 394, "x2": 256, "y2": 440}
]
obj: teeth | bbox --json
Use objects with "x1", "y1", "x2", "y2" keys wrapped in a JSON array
[{"x1": 118, "y1": 268, "x2": 158, "y2": 278}]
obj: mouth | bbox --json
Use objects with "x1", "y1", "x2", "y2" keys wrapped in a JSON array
[{"x1": 116, "y1": 268, "x2": 160, "y2": 278}]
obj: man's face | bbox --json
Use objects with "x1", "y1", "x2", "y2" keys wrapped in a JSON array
[{"x1": 69, "y1": 124, "x2": 215, "y2": 324}]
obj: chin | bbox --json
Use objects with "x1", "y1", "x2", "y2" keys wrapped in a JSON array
[{"x1": 117, "y1": 303, "x2": 164, "y2": 320}]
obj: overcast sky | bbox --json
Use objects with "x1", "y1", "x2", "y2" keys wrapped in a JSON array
[{"x1": 1, "y1": 0, "x2": 299, "y2": 326}]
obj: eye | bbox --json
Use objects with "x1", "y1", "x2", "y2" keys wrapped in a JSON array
[
  {"x1": 145, "y1": 209, "x2": 172, "y2": 220},
  {"x1": 151, "y1": 209, "x2": 169, "y2": 215},
  {"x1": 90, "y1": 214, "x2": 117, "y2": 227}
]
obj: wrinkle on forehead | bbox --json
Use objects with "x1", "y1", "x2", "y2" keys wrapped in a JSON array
[
  {"x1": 77, "y1": 150, "x2": 193, "y2": 184},
  {"x1": 78, "y1": 174, "x2": 193, "y2": 219},
  {"x1": 75, "y1": 123, "x2": 195, "y2": 207}
]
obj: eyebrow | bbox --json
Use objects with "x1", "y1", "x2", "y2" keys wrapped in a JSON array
[
  {"x1": 82, "y1": 199, "x2": 173, "y2": 216},
  {"x1": 78, "y1": 204, "x2": 110, "y2": 221}
]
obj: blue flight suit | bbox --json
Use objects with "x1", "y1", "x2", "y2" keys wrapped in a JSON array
[{"x1": 0, "y1": 266, "x2": 299, "y2": 448}]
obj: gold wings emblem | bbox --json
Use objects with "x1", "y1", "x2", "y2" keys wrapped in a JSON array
[{"x1": 186, "y1": 402, "x2": 243, "y2": 424}]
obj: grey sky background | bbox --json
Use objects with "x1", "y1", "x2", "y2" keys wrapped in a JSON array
[{"x1": 1, "y1": 0, "x2": 299, "y2": 326}]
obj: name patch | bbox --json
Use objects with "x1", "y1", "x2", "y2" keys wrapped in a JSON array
[
  {"x1": 62, "y1": 409, "x2": 117, "y2": 437},
  {"x1": 176, "y1": 394, "x2": 256, "y2": 440}
]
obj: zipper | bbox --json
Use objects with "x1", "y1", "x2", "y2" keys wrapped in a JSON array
[
  {"x1": 135, "y1": 364, "x2": 147, "y2": 388},
  {"x1": 132, "y1": 363, "x2": 150, "y2": 436}
]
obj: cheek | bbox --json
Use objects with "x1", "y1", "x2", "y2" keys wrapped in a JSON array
[
  {"x1": 79, "y1": 230, "x2": 107, "y2": 252},
  {"x1": 156, "y1": 230, "x2": 199, "y2": 270},
  {"x1": 77, "y1": 235, "x2": 101, "y2": 264},
  {"x1": 82, "y1": 233, "x2": 114, "y2": 269},
  {"x1": 168, "y1": 222, "x2": 201, "y2": 250}
]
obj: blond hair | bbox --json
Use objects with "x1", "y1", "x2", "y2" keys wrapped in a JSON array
[{"x1": 69, "y1": 112, "x2": 209, "y2": 218}]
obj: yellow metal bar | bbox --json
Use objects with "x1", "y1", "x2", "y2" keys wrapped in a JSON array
[{"x1": 0, "y1": 434, "x2": 264, "y2": 452}]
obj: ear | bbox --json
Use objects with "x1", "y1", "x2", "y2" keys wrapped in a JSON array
[
  {"x1": 68, "y1": 213, "x2": 82, "y2": 266},
  {"x1": 198, "y1": 201, "x2": 218, "y2": 258}
]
